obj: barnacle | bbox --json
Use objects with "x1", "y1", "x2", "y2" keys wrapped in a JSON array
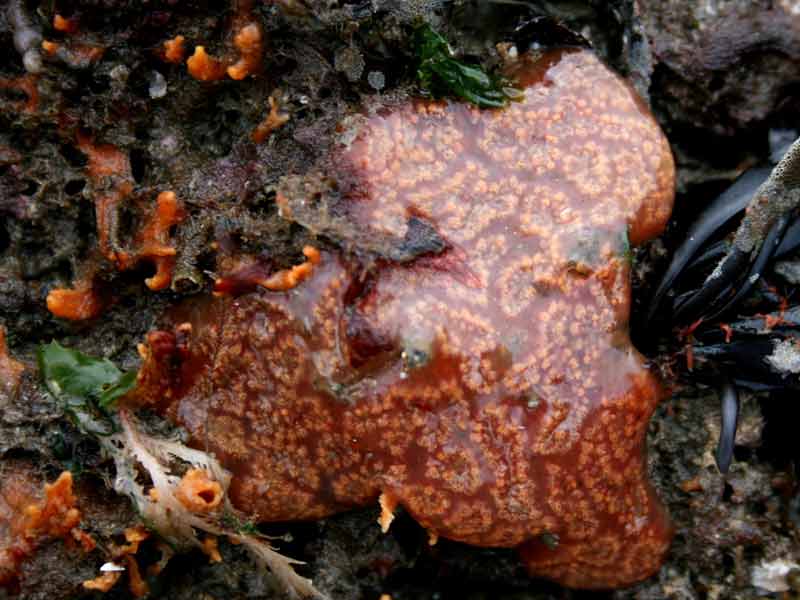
[{"x1": 133, "y1": 47, "x2": 676, "y2": 589}]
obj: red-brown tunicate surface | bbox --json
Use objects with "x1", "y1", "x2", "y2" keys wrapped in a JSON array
[{"x1": 134, "y1": 48, "x2": 675, "y2": 588}]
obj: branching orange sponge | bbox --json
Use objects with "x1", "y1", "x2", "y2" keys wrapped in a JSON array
[{"x1": 47, "y1": 135, "x2": 185, "y2": 321}]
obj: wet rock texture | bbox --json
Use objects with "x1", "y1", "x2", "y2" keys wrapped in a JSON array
[
  {"x1": 639, "y1": 0, "x2": 800, "y2": 136},
  {"x1": 0, "y1": 0, "x2": 799, "y2": 599}
]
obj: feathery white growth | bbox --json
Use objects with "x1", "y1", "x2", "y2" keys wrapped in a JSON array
[
  {"x1": 752, "y1": 558, "x2": 800, "y2": 592},
  {"x1": 98, "y1": 409, "x2": 328, "y2": 600},
  {"x1": 766, "y1": 338, "x2": 800, "y2": 375}
]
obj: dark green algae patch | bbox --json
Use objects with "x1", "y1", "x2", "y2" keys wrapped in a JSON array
[{"x1": 414, "y1": 23, "x2": 521, "y2": 108}]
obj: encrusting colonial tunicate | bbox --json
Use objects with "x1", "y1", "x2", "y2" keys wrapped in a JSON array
[{"x1": 132, "y1": 47, "x2": 676, "y2": 589}]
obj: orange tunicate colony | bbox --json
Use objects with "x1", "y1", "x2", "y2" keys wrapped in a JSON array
[{"x1": 133, "y1": 48, "x2": 676, "y2": 588}]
